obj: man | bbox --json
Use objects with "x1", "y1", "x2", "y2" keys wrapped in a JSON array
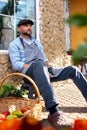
[{"x1": 9, "y1": 19, "x2": 87, "y2": 129}]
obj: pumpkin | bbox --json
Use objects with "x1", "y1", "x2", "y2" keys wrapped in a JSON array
[
  {"x1": 0, "y1": 118, "x2": 21, "y2": 130},
  {"x1": 43, "y1": 126, "x2": 56, "y2": 130},
  {"x1": 73, "y1": 119, "x2": 87, "y2": 130},
  {"x1": 21, "y1": 116, "x2": 43, "y2": 130}
]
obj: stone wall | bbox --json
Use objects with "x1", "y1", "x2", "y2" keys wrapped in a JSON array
[
  {"x1": 39, "y1": 0, "x2": 72, "y2": 67},
  {"x1": 0, "y1": 51, "x2": 21, "y2": 86},
  {"x1": 39, "y1": 0, "x2": 72, "y2": 86}
]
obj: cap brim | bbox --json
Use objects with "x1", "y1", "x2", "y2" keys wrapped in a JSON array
[{"x1": 17, "y1": 19, "x2": 34, "y2": 27}]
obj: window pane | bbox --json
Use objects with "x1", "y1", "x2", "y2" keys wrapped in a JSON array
[
  {"x1": 0, "y1": 0, "x2": 14, "y2": 15},
  {"x1": 0, "y1": 0, "x2": 7, "y2": 13},
  {"x1": 16, "y1": 0, "x2": 36, "y2": 20},
  {"x1": 0, "y1": 15, "x2": 14, "y2": 49}
]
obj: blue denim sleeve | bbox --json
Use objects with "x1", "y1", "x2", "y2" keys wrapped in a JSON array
[{"x1": 8, "y1": 40, "x2": 25, "y2": 71}]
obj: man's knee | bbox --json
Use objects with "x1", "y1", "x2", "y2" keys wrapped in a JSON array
[
  {"x1": 32, "y1": 60, "x2": 44, "y2": 69},
  {"x1": 65, "y1": 66, "x2": 76, "y2": 79},
  {"x1": 69, "y1": 65, "x2": 80, "y2": 78}
]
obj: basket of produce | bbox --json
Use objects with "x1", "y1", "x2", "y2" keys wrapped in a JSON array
[{"x1": 0, "y1": 72, "x2": 42, "y2": 120}]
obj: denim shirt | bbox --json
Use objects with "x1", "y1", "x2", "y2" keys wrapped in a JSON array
[{"x1": 8, "y1": 36, "x2": 48, "y2": 72}]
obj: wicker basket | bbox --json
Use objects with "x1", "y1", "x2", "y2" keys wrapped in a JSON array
[{"x1": 0, "y1": 72, "x2": 42, "y2": 120}]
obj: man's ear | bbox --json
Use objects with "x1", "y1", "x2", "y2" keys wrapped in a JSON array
[{"x1": 17, "y1": 27, "x2": 20, "y2": 32}]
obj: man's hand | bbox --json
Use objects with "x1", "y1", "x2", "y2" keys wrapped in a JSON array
[
  {"x1": 23, "y1": 64, "x2": 30, "y2": 69},
  {"x1": 44, "y1": 61, "x2": 55, "y2": 75},
  {"x1": 44, "y1": 61, "x2": 50, "y2": 67},
  {"x1": 48, "y1": 66, "x2": 55, "y2": 75}
]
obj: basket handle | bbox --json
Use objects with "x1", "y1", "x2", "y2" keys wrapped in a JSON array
[{"x1": 0, "y1": 72, "x2": 41, "y2": 103}]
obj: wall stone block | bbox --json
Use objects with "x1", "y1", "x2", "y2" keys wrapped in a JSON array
[{"x1": 0, "y1": 51, "x2": 22, "y2": 86}]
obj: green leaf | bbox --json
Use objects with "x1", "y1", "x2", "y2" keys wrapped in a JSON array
[
  {"x1": 0, "y1": 83, "x2": 27, "y2": 98},
  {"x1": 66, "y1": 14, "x2": 87, "y2": 27},
  {"x1": 0, "y1": 84, "x2": 16, "y2": 97},
  {"x1": 72, "y1": 44, "x2": 87, "y2": 65}
]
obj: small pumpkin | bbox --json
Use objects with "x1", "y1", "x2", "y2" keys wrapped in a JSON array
[
  {"x1": 21, "y1": 116, "x2": 43, "y2": 130},
  {"x1": 43, "y1": 126, "x2": 56, "y2": 130},
  {"x1": 73, "y1": 119, "x2": 87, "y2": 130},
  {"x1": 0, "y1": 118, "x2": 21, "y2": 130}
]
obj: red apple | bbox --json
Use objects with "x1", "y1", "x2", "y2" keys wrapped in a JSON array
[
  {"x1": 21, "y1": 107, "x2": 30, "y2": 113},
  {"x1": 2, "y1": 111, "x2": 10, "y2": 117},
  {"x1": 0, "y1": 114, "x2": 6, "y2": 122}
]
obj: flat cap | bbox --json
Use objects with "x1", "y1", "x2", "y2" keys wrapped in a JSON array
[{"x1": 17, "y1": 19, "x2": 34, "y2": 27}]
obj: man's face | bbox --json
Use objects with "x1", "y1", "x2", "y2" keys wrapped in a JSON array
[{"x1": 18, "y1": 24, "x2": 32, "y2": 36}]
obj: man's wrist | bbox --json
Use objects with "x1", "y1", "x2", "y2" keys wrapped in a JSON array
[
  {"x1": 44, "y1": 61, "x2": 50, "y2": 67},
  {"x1": 23, "y1": 64, "x2": 30, "y2": 69}
]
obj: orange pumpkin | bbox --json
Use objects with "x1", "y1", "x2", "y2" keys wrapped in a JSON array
[
  {"x1": 73, "y1": 119, "x2": 87, "y2": 130},
  {"x1": 21, "y1": 116, "x2": 43, "y2": 130},
  {"x1": 43, "y1": 126, "x2": 56, "y2": 130},
  {"x1": 0, "y1": 118, "x2": 21, "y2": 130},
  {"x1": 43, "y1": 126, "x2": 73, "y2": 130}
]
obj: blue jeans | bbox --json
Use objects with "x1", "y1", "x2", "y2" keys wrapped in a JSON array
[
  {"x1": 25, "y1": 60, "x2": 58, "y2": 110},
  {"x1": 51, "y1": 65, "x2": 87, "y2": 101},
  {"x1": 26, "y1": 61, "x2": 87, "y2": 110}
]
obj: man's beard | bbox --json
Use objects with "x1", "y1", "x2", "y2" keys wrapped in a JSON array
[{"x1": 22, "y1": 32, "x2": 31, "y2": 36}]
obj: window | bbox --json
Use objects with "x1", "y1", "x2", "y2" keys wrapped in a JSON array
[{"x1": 0, "y1": 0, "x2": 37, "y2": 50}]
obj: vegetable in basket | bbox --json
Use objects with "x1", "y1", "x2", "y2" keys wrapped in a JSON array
[{"x1": 0, "y1": 84, "x2": 27, "y2": 98}]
